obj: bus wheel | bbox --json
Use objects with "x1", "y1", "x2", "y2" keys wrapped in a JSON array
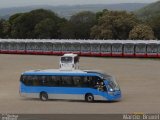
[
  {"x1": 85, "y1": 94, "x2": 94, "y2": 102},
  {"x1": 40, "y1": 92, "x2": 48, "y2": 101}
]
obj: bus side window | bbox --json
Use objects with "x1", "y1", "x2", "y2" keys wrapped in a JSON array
[
  {"x1": 73, "y1": 76, "x2": 81, "y2": 87},
  {"x1": 46, "y1": 76, "x2": 55, "y2": 86},
  {"x1": 81, "y1": 76, "x2": 92, "y2": 87},
  {"x1": 38, "y1": 76, "x2": 46, "y2": 86},
  {"x1": 61, "y1": 76, "x2": 73, "y2": 87},
  {"x1": 22, "y1": 75, "x2": 33, "y2": 86},
  {"x1": 55, "y1": 76, "x2": 61, "y2": 86},
  {"x1": 90, "y1": 76, "x2": 99, "y2": 88},
  {"x1": 27, "y1": 76, "x2": 33, "y2": 86},
  {"x1": 32, "y1": 76, "x2": 39, "y2": 86},
  {"x1": 46, "y1": 76, "x2": 60, "y2": 87}
]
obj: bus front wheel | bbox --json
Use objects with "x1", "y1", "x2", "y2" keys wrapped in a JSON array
[
  {"x1": 40, "y1": 92, "x2": 48, "y2": 101},
  {"x1": 85, "y1": 94, "x2": 94, "y2": 102}
]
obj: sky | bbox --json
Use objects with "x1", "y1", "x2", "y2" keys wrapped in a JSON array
[{"x1": 0, "y1": 0, "x2": 158, "y2": 8}]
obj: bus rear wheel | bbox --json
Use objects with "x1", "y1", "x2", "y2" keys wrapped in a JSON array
[
  {"x1": 40, "y1": 92, "x2": 48, "y2": 101},
  {"x1": 85, "y1": 94, "x2": 94, "y2": 102}
]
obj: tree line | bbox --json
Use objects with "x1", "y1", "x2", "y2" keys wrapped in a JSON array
[{"x1": 0, "y1": 9, "x2": 160, "y2": 40}]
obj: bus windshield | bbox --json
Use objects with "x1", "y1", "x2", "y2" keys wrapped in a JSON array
[
  {"x1": 61, "y1": 57, "x2": 73, "y2": 63},
  {"x1": 99, "y1": 73, "x2": 120, "y2": 90}
]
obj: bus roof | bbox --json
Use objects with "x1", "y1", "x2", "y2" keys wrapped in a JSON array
[
  {"x1": 21, "y1": 69, "x2": 110, "y2": 78},
  {"x1": 0, "y1": 39, "x2": 160, "y2": 44},
  {"x1": 62, "y1": 53, "x2": 78, "y2": 57}
]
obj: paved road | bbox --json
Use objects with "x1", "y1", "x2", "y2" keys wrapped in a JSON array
[{"x1": 0, "y1": 54, "x2": 160, "y2": 114}]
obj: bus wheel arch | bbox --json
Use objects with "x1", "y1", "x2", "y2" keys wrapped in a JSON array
[
  {"x1": 85, "y1": 93, "x2": 94, "y2": 102},
  {"x1": 40, "y1": 91, "x2": 48, "y2": 101}
]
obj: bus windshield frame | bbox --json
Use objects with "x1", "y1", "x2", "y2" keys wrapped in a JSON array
[
  {"x1": 61, "y1": 57, "x2": 73, "y2": 63},
  {"x1": 98, "y1": 73, "x2": 120, "y2": 91}
]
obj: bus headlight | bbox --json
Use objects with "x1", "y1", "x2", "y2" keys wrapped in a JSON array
[
  {"x1": 109, "y1": 88, "x2": 114, "y2": 92},
  {"x1": 108, "y1": 89, "x2": 115, "y2": 95}
]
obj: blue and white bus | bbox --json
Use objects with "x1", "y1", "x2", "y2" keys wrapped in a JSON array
[{"x1": 19, "y1": 69, "x2": 122, "y2": 102}]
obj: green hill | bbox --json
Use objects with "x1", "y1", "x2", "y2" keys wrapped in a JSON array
[
  {"x1": 135, "y1": 1, "x2": 160, "y2": 19},
  {"x1": 0, "y1": 3, "x2": 147, "y2": 20}
]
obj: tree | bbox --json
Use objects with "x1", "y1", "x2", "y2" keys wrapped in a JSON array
[
  {"x1": 0, "y1": 19, "x2": 5, "y2": 38},
  {"x1": 129, "y1": 24, "x2": 155, "y2": 40},
  {"x1": 90, "y1": 10, "x2": 139, "y2": 39},
  {"x1": 9, "y1": 9, "x2": 64, "y2": 39},
  {"x1": 59, "y1": 21, "x2": 75, "y2": 39},
  {"x1": 34, "y1": 18, "x2": 57, "y2": 39},
  {"x1": 0, "y1": 19, "x2": 11, "y2": 38},
  {"x1": 90, "y1": 25, "x2": 113, "y2": 39},
  {"x1": 2, "y1": 21, "x2": 11, "y2": 38},
  {"x1": 70, "y1": 11, "x2": 96, "y2": 39},
  {"x1": 96, "y1": 9, "x2": 109, "y2": 21},
  {"x1": 9, "y1": 13, "x2": 23, "y2": 24},
  {"x1": 147, "y1": 15, "x2": 160, "y2": 39},
  {"x1": 10, "y1": 13, "x2": 35, "y2": 38}
]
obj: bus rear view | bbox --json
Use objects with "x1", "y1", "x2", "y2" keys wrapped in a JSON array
[{"x1": 60, "y1": 53, "x2": 79, "y2": 70}]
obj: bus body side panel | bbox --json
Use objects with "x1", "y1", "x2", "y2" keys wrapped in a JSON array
[
  {"x1": 101, "y1": 53, "x2": 112, "y2": 57},
  {"x1": 90, "y1": 43, "x2": 101, "y2": 56},
  {"x1": 0, "y1": 42, "x2": 1, "y2": 54},
  {"x1": 34, "y1": 42, "x2": 44, "y2": 55},
  {"x1": 62, "y1": 42, "x2": 68, "y2": 54},
  {"x1": 71, "y1": 43, "x2": 81, "y2": 55},
  {"x1": 53, "y1": 43, "x2": 62, "y2": 55},
  {"x1": 111, "y1": 43, "x2": 123, "y2": 57},
  {"x1": 53, "y1": 51, "x2": 62, "y2": 55},
  {"x1": 157, "y1": 44, "x2": 160, "y2": 58},
  {"x1": 33, "y1": 43, "x2": 41, "y2": 55},
  {"x1": 20, "y1": 83, "x2": 106, "y2": 100},
  {"x1": 123, "y1": 44, "x2": 135, "y2": 57},
  {"x1": 8, "y1": 42, "x2": 16, "y2": 54},
  {"x1": 62, "y1": 42, "x2": 74, "y2": 55},
  {"x1": 123, "y1": 53, "x2": 135, "y2": 57},
  {"x1": 147, "y1": 54, "x2": 158, "y2": 58},
  {"x1": 43, "y1": 51, "x2": 53, "y2": 55},
  {"x1": 80, "y1": 43, "x2": 91, "y2": 56},
  {"x1": 9, "y1": 50, "x2": 17, "y2": 54},
  {"x1": 26, "y1": 42, "x2": 34, "y2": 54},
  {"x1": 16, "y1": 42, "x2": 26, "y2": 54},
  {"x1": 48, "y1": 87, "x2": 102, "y2": 100},
  {"x1": 8, "y1": 42, "x2": 17, "y2": 54},
  {"x1": 80, "y1": 52, "x2": 91, "y2": 56},
  {"x1": 100, "y1": 44, "x2": 112, "y2": 57},
  {"x1": 72, "y1": 51, "x2": 81, "y2": 55},
  {"x1": 91, "y1": 53, "x2": 101, "y2": 57},
  {"x1": 20, "y1": 82, "x2": 121, "y2": 101},
  {"x1": 147, "y1": 44, "x2": 158, "y2": 58},
  {"x1": 42, "y1": 42, "x2": 53, "y2": 55},
  {"x1": 135, "y1": 54, "x2": 147, "y2": 58},
  {"x1": 135, "y1": 44, "x2": 147, "y2": 57},
  {"x1": 28, "y1": 42, "x2": 42, "y2": 55},
  {"x1": 1, "y1": 42, "x2": 10, "y2": 54}
]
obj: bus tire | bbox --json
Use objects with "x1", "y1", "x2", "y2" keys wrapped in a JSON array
[
  {"x1": 40, "y1": 92, "x2": 48, "y2": 101},
  {"x1": 85, "y1": 94, "x2": 94, "y2": 102}
]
